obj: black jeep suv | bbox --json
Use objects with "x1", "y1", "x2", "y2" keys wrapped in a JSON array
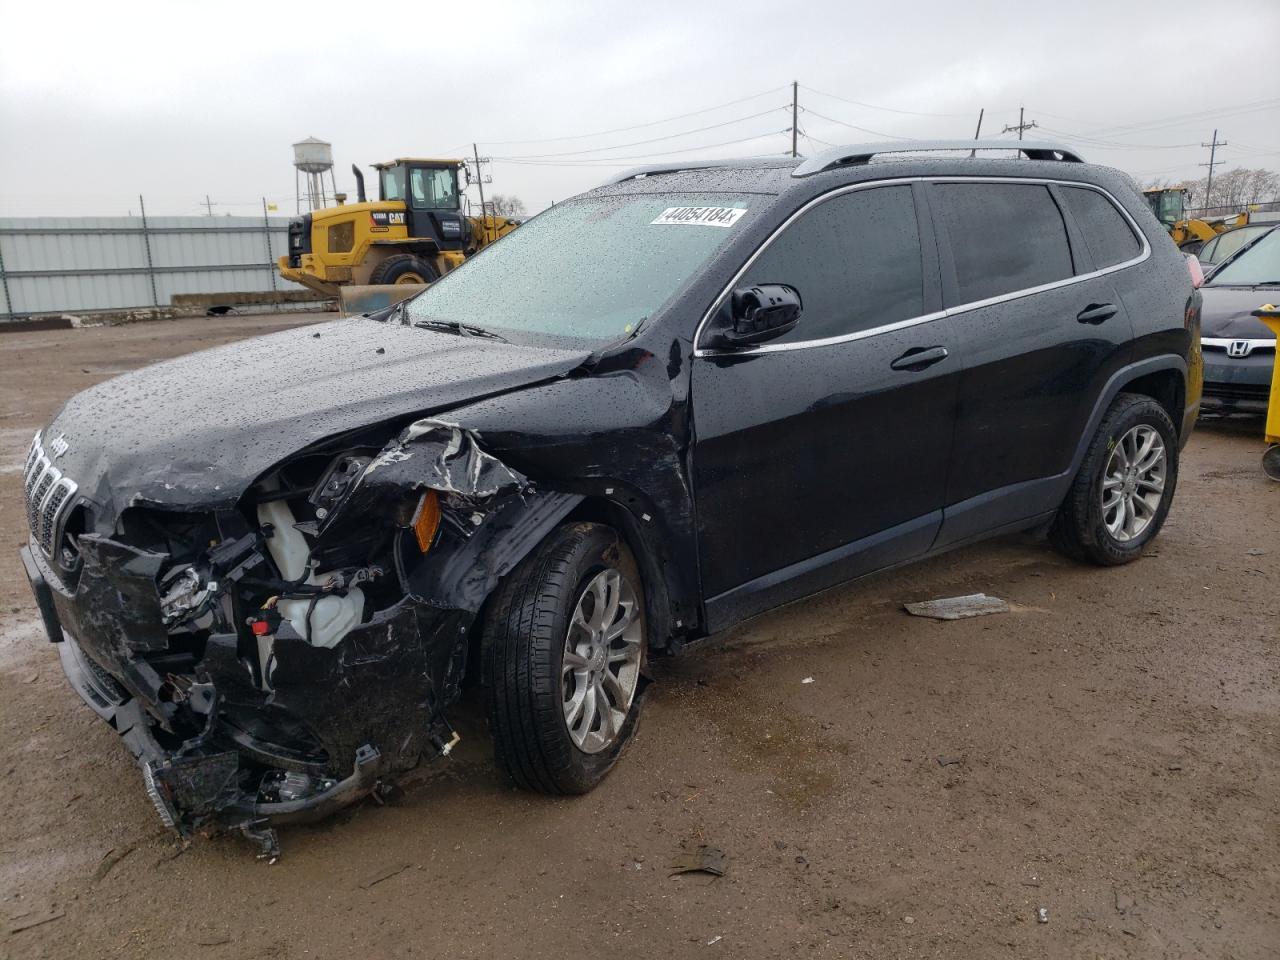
[{"x1": 20, "y1": 141, "x2": 1202, "y2": 853}]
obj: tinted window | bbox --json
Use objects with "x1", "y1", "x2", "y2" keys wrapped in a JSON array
[
  {"x1": 1060, "y1": 186, "x2": 1141, "y2": 268},
  {"x1": 735, "y1": 186, "x2": 924, "y2": 344},
  {"x1": 934, "y1": 183, "x2": 1073, "y2": 303}
]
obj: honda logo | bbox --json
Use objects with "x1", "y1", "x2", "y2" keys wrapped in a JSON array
[{"x1": 1226, "y1": 340, "x2": 1253, "y2": 358}]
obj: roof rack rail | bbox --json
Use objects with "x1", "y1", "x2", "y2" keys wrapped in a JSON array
[
  {"x1": 600, "y1": 157, "x2": 787, "y2": 187},
  {"x1": 791, "y1": 140, "x2": 1085, "y2": 177}
]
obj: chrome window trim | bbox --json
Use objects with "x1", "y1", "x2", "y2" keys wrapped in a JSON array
[{"x1": 692, "y1": 176, "x2": 1151, "y2": 358}]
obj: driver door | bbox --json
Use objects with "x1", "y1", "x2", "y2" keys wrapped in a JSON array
[{"x1": 690, "y1": 184, "x2": 960, "y2": 630}]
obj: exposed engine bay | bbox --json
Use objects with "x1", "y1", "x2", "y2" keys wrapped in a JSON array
[{"x1": 23, "y1": 419, "x2": 581, "y2": 858}]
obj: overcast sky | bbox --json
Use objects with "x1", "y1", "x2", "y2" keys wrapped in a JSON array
[{"x1": 2, "y1": 0, "x2": 1278, "y2": 218}]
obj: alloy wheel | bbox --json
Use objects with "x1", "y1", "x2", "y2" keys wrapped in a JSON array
[
  {"x1": 1101, "y1": 424, "x2": 1167, "y2": 543},
  {"x1": 561, "y1": 568, "x2": 643, "y2": 754}
]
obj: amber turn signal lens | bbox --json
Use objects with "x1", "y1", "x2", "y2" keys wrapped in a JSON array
[{"x1": 412, "y1": 490, "x2": 441, "y2": 553}]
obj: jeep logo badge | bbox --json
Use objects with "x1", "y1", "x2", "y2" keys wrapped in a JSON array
[
  {"x1": 49, "y1": 433, "x2": 70, "y2": 458},
  {"x1": 1226, "y1": 340, "x2": 1253, "y2": 358}
]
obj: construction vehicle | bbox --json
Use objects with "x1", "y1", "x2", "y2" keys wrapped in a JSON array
[
  {"x1": 277, "y1": 158, "x2": 520, "y2": 297},
  {"x1": 1142, "y1": 186, "x2": 1249, "y2": 250}
]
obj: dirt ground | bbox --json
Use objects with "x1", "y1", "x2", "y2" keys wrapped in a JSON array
[{"x1": 0, "y1": 313, "x2": 1276, "y2": 959}]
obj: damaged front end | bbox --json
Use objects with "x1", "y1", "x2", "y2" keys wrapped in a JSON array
[{"x1": 21, "y1": 421, "x2": 579, "y2": 856}]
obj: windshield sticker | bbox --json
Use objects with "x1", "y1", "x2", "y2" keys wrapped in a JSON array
[{"x1": 651, "y1": 206, "x2": 747, "y2": 228}]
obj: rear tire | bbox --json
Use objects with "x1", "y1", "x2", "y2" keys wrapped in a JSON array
[
  {"x1": 369, "y1": 253, "x2": 438, "y2": 285},
  {"x1": 483, "y1": 523, "x2": 647, "y2": 794},
  {"x1": 1050, "y1": 393, "x2": 1179, "y2": 566}
]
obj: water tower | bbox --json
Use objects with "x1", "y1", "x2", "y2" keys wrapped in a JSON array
[{"x1": 293, "y1": 137, "x2": 338, "y2": 213}]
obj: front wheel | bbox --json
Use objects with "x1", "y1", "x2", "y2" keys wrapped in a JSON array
[
  {"x1": 368, "y1": 253, "x2": 439, "y2": 285},
  {"x1": 1050, "y1": 393, "x2": 1179, "y2": 565},
  {"x1": 483, "y1": 523, "x2": 647, "y2": 794}
]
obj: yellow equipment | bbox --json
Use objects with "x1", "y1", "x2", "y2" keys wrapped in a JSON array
[
  {"x1": 1143, "y1": 186, "x2": 1249, "y2": 249},
  {"x1": 1251, "y1": 304, "x2": 1280, "y2": 481},
  {"x1": 277, "y1": 158, "x2": 520, "y2": 296}
]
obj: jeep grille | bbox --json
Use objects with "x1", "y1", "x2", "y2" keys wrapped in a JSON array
[{"x1": 23, "y1": 433, "x2": 78, "y2": 557}]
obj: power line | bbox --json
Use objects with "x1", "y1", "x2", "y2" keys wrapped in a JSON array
[
  {"x1": 493, "y1": 129, "x2": 790, "y2": 165},
  {"x1": 1080, "y1": 98, "x2": 1280, "y2": 139},
  {"x1": 800, "y1": 83, "x2": 973, "y2": 118},
  {"x1": 801, "y1": 107, "x2": 904, "y2": 140},
  {"x1": 479, "y1": 86, "x2": 788, "y2": 146},
  {"x1": 491, "y1": 146, "x2": 792, "y2": 171},
  {"x1": 494, "y1": 107, "x2": 785, "y2": 159},
  {"x1": 1036, "y1": 126, "x2": 1200, "y2": 151}
]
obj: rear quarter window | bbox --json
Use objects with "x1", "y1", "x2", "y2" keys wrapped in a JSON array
[
  {"x1": 1060, "y1": 186, "x2": 1142, "y2": 269},
  {"x1": 933, "y1": 182, "x2": 1074, "y2": 304}
]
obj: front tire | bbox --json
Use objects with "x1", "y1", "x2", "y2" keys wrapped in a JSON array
[
  {"x1": 1050, "y1": 393, "x2": 1179, "y2": 565},
  {"x1": 483, "y1": 523, "x2": 647, "y2": 794},
  {"x1": 369, "y1": 253, "x2": 439, "y2": 285}
]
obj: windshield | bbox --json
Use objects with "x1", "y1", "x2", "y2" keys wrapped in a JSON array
[
  {"x1": 1207, "y1": 228, "x2": 1280, "y2": 285},
  {"x1": 381, "y1": 167, "x2": 406, "y2": 202},
  {"x1": 410, "y1": 167, "x2": 458, "y2": 210},
  {"x1": 402, "y1": 193, "x2": 758, "y2": 344},
  {"x1": 1145, "y1": 190, "x2": 1184, "y2": 225},
  {"x1": 1203, "y1": 225, "x2": 1270, "y2": 265}
]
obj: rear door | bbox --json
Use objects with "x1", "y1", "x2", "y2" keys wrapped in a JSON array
[
  {"x1": 691, "y1": 183, "x2": 959, "y2": 629},
  {"x1": 927, "y1": 179, "x2": 1140, "y2": 547}
]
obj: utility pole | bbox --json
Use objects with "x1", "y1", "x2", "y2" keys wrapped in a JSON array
[
  {"x1": 791, "y1": 80, "x2": 799, "y2": 158},
  {"x1": 1003, "y1": 107, "x2": 1037, "y2": 140},
  {"x1": 139, "y1": 194, "x2": 159, "y2": 307},
  {"x1": 202, "y1": 194, "x2": 217, "y2": 216},
  {"x1": 263, "y1": 197, "x2": 277, "y2": 291},
  {"x1": 1200, "y1": 129, "x2": 1227, "y2": 212},
  {"x1": 970, "y1": 107, "x2": 985, "y2": 157},
  {"x1": 472, "y1": 143, "x2": 488, "y2": 219}
]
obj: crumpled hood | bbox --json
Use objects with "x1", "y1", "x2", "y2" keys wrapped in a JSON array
[
  {"x1": 43, "y1": 317, "x2": 589, "y2": 516},
  {"x1": 1200, "y1": 285, "x2": 1280, "y2": 339}
]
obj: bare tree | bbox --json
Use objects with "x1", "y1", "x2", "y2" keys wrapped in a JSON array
[
  {"x1": 1189, "y1": 167, "x2": 1280, "y2": 212},
  {"x1": 486, "y1": 194, "x2": 527, "y2": 218}
]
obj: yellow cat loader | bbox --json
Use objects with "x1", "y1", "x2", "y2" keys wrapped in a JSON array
[
  {"x1": 1142, "y1": 186, "x2": 1248, "y2": 250},
  {"x1": 277, "y1": 158, "x2": 520, "y2": 297}
]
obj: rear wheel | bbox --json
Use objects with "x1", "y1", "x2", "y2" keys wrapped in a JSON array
[
  {"x1": 369, "y1": 253, "x2": 439, "y2": 285},
  {"x1": 1050, "y1": 393, "x2": 1179, "y2": 565},
  {"x1": 483, "y1": 523, "x2": 647, "y2": 794}
]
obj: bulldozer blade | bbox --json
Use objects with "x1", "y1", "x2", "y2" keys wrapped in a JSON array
[{"x1": 338, "y1": 284, "x2": 426, "y2": 318}]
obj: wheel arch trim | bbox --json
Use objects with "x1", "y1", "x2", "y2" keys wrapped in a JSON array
[{"x1": 1071, "y1": 355, "x2": 1188, "y2": 477}]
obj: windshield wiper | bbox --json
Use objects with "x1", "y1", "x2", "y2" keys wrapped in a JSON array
[{"x1": 412, "y1": 318, "x2": 510, "y2": 342}]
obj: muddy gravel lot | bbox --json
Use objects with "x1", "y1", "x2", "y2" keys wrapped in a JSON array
[{"x1": 0, "y1": 313, "x2": 1276, "y2": 959}]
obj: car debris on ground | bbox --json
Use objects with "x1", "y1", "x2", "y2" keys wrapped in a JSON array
[
  {"x1": 904, "y1": 593, "x2": 1010, "y2": 620},
  {"x1": 669, "y1": 845, "x2": 727, "y2": 878}
]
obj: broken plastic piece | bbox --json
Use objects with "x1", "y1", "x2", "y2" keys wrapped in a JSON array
[{"x1": 903, "y1": 593, "x2": 1010, "y2": 621}]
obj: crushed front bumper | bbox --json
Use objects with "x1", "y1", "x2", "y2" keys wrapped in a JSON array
[{"x1": 21, "y1": 540, "x2": 466, "y2": 856}]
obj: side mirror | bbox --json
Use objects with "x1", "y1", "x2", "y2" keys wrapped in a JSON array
[{"x1": 707, "y1": 284, "x2": 803, "y2": 349}]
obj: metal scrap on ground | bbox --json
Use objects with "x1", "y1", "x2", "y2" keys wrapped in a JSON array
[
  {"x1": 669, "y1": 845, "x2": 727, "y2": 878},
  {"x1": 904, "y1": 593, "x2": 1010, "y2": 621}
]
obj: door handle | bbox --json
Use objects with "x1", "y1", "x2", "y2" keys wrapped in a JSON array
[
  {"x1": 890, "y1": 346, "x2": 949, "y2": 371},
  {"x1": 1077, "y1": 303, "x2": 1117, "y2": 325}
]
